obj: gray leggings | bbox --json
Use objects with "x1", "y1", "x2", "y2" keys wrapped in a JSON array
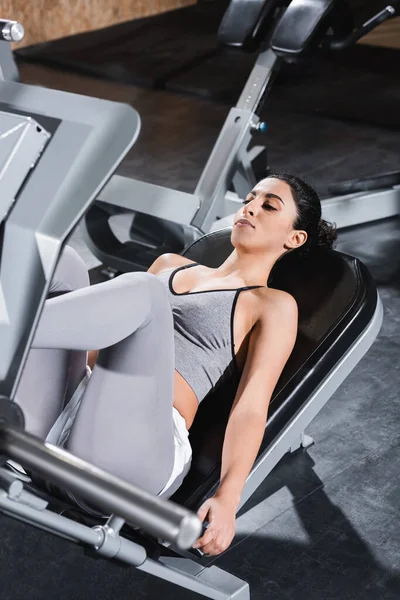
[{"x1": 15, "y1": 247, "x2": 176, "y2": 496}]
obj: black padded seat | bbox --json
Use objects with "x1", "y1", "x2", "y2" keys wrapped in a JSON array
[{"x1": 170, "y1": 227, "x2": 378, "y2": 510}]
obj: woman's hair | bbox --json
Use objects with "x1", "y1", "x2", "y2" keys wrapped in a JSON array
[{"x1": 265, "y1": 172, "x2": 337, "y2": 255}]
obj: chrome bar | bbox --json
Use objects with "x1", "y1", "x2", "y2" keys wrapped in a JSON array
[{"x1": 0, "y1": 425, "x2": 201, "y2": 549}]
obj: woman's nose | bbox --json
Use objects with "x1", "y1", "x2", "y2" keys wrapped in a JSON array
[{"x1": 244, "y1": 203, "x2": 255, "y2": 217}]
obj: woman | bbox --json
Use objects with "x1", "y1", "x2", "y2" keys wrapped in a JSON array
[{"x1": 15, "y1": 173, "x2": 337, "y2": 556}]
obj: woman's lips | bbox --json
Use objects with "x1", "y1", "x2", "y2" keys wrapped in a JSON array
[{"x1": 236, "y1": 220, "x2": 254, "y2": 228}]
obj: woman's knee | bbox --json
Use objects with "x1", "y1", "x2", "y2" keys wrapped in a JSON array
[
  {"x1": 50, "y1": 245, "x2": 89, "y2": 293},
  {"x1": 92, "y1": 272, "x2": 171, "y2": 341},
  {"x1": 117, "y1": 271, "x2": 162, "y2": 291},
  {"x1": 118, "y1": 271, "x2": 170, "y2": 310}
]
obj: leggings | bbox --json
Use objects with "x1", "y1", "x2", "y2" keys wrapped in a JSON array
[{"x1": 15, "y1": 247, "x2": 176, "y2": 497}]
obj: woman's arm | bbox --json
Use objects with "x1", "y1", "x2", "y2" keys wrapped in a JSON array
[
  {"x1": 194, "y1": 290, "x2": 298, "y2": 555},
  {"x1": 217, "y1": 291, "x2": 298, "y2": 504}
]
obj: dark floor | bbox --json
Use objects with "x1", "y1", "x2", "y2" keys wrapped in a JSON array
[{"x1": 0, "y1": 52, "x2": 399, "y2": 599}]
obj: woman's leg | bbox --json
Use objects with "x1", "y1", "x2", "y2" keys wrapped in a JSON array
[
  {"x1": 33, "y1": 271, "x2": 176, "y2": 496},
  {"x1": 15, "y1": 246, "x2": 89, "y2": 438}
]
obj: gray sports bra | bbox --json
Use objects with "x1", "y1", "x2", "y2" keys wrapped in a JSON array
[{"x1": 157, "y1": 263, "x2": 262, "y2": 403}]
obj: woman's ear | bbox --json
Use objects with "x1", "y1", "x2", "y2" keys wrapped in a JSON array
[{"x1": 284, "y1": 230, "x2": 307, "y2": 250}]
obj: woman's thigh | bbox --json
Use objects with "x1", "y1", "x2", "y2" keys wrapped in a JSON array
[{"x1": 67, "y1": 273, "x2": 177, "y2": 496}]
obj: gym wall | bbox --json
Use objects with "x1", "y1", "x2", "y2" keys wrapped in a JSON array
[{"x1": 5, "y1": 0, "x2": 197, "y2": 48}]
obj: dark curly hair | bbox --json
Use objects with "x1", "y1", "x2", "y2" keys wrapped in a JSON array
[{"x1": 265, "y1": 172, "x2": 337, "y2": 255}]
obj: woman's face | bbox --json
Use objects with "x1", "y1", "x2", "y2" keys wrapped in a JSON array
[{"x1": 231, "y1": 177, "x2": 307, "y2": 256}]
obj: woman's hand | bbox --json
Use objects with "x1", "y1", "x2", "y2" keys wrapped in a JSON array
[
  {"x1": 87, "y1": 350, "x2": 98, "y2": 370},
  {"x1": 192, "y1": 496, "x2": 236, "y2": 556}
]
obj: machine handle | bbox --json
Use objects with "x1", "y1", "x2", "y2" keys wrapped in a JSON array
[
  {"x1": 328, "y1": 5, "x2": 396, "y2": 50},
  {"x1": 0, "y1": 20, "x2": 25, "y2": 43},
  {"x1": 0, "y1": 424, "x2": 202, "y2": 549}
]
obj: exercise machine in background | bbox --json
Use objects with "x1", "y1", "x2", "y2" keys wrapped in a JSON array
[{"x1": 80, "y1": 0, "x2": 400, "y2": 274}]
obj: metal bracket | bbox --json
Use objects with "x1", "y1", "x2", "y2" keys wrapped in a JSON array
[
  {"x1": 141, "y1": 555, "x2": 251, "y2": 600},
  {"x1": 290, "y1": 433, "x2": 314, "y2": 453},
  {"x1": 0, "y1": 467, "x2": 48, "y2": 509}
]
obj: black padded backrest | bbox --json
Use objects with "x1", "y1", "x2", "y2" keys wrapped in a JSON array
[
  {"x1": 218, "y1": 0, "x2": 290, "y2": 51},
  {"x1": 171, "y1": 228, "x2": 377, "y2": 509},
  {"x1": 271, "y1": 0, "x2": 354, "y2": 57}
]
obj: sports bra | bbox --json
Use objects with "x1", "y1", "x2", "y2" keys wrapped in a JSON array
[{"x1": 157, "y1": 263, "x2": 262, "y2": 403}]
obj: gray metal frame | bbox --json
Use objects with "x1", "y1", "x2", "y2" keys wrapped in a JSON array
[
  {"x1": 0, "y1": 80, "x2": 140, "y2": 397},
  {"x1": 83, "y1": 44, "x2": 400, "y2": 248},
  {"x1": 0, "y1": 36, "x2": 19, "y2": 81},
  {"x1": 321, "y1": 187, "x2": 400, "y2": 229},
  {"x1": 192, "y1": 49, "x2": 277, "y2": 232},
  {"x1": 96, "y1": 175, "x2": 200, "y2": 225},
  {"x1": 81, "y1": 48, "x2": 280, "y2": 253},
  {"x1": 0, "y1": 473, "x2": 250, "y2": 599}
]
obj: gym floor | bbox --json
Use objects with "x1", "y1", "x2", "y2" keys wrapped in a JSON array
[{"x1": 1, "y1": 26, "x2": 399, "y2": 598}]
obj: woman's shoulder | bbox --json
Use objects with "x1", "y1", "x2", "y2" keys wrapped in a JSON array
[
  {"x1": 147, "y1": 253, "x2": 196, "y2": 275},
  {"x1": 251, "y1": 286, "x2": 298, "y2": 324}
]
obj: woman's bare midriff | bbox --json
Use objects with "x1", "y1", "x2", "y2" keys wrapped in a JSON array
[{"x1": 173, "y1": 371, "x2": 199, "y2": 430}]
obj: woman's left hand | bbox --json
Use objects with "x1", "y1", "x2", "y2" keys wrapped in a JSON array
[{"x1": 192, "y1": 496, "x2": 236, "y2": 556}]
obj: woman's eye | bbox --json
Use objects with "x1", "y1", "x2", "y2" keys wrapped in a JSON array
[{"x1": 242, "y1": 199, "x2": 277, "y2": 210}]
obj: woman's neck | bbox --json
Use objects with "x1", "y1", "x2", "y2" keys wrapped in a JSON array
[{"x1": 214, "y1": 250, "x2": 279, "y2": 288}]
